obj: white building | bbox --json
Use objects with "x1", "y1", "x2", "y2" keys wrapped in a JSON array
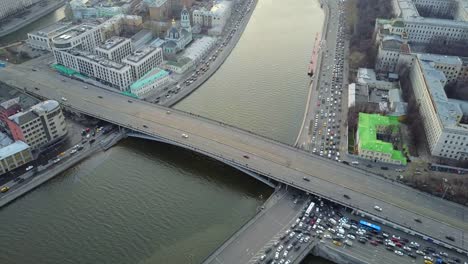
[
  {"x1": 192, "y1": 1, "x2": 232, "y2": 34},
  {"x1": 163, "y1": 57, "x2": 193, "y2": 74},
  {"x1": 0, "y1": 134, "x2": 33, "y2": 176},
  {"x1": 409, "y1": 56, "x2": 468, "y2": 160},
  {"x1": 181, "y1": 36, "x2": 217, "y2": 64},
  {"x1": 51, "y1": 23, "x2": 104, "y2": 52},
  {"x1": 95, "y1": 36, "x2": 133, "y2": 62},
  {"x1": 8, "y1": 100, "x2": 67, "y2": 151},
  {"x1": 54, "y1": 49, "x2": 133, "y2": 90},
  {"x1": 27, "y1": 22, "x2": 73, "y2": 51},
  {"x1": 122, "y1": 46, "x2": 164, "y2": 80},
  {"x1": 130, "y1": 67, "x2": 171, "y2": 98},
  {"x1": 0, "y1": 0, "x2": 38, "y2": 20}
]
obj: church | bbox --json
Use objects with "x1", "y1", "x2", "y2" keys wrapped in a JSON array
[{"x1": 163, "y1": 7, "x2": 193, "y2": 56}]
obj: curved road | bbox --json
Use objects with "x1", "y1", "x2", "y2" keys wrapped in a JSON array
[{"x1": 1, "y1": 63, "x2": 468, "y2": 252}]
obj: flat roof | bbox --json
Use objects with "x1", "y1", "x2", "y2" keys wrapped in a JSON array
[
  {"x1": 8, "y1": 100, "x2": 59, "y2": 125},
  {"x1": 53, "y1": 23, "x2": 98, "y2": 43},
  {"x1": 96, "y1": 36, "x2": 129, "y2": 51},
  {"x1": 0, "y1": 132, "x2": 13, "y2": 148},
  {"x1": 123, "y1": 46, "x2": 158, "y2": 63},
  {"x1": 418, "y1": 53, "x2": 462, "y2": 66},
  {"x1": 131, "y1": 67, "x2": 169, "y2": 90},
  {"x1": 29, "y1": 22, "x2": 73, "y2": 37},
  {"x1": 358, "y1": 113, "x2": 406, "y2": 164},
  {"x1": 0, "y1": 140, "x2": 30, "y2": 159},
  {"x1": 67, "y1": 49, "x2": 128, "y2": 70},
  {"x1": 166, "y1": 57, "x2": 192, "y2": 67}
]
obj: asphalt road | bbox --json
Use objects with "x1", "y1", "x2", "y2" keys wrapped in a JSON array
[{"x1": 1, "y1": 55, "x2": 468, "y2": 252}]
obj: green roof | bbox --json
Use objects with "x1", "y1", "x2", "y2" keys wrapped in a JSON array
[
  {"x1": 392, "y1": 19, "x2": 405, "y2": 28},
  {"x1": 358, "y1": 113, "x2": 406, "y2": 165},
  {"x1": 121, "y1": 90, "x2": 138, "y2": 98},
  {"x1": 130, "y1": 68, "x2": 169, "y2": 91},
  {"x1": 52, "y1": 64, "x2": 79, "y2": 76}
]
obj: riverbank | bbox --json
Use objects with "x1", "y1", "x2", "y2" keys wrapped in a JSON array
[
  {"x1": 161, "y1": 0, "x2": 258, "y2": 107},
  {"x1": 0, "y1": 0, "x2": 66, "y2": 38}
]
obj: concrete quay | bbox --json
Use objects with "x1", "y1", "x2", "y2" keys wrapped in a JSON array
[
  {"x1": 161, "y1": 0, "x2": 258, "y2": 107},
  {"x1": 0, "y1": 131, "x2": 124, "y2": 209},
  {"x1": 0, "y1": 0, "x2": 66, "y2": 38}
]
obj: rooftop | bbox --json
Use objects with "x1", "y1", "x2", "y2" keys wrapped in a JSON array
[
  {"x1": 144, "y1": 0, "x2": 167, "y2": 8},
  {"x1": 0, "y1": 132, "x2": 13, "y2": 148},
  {"x1": 29, "y1": 22, "x2": 73, "y2": 37},
  {"x1": 358, "y1": 113, "x2": 406, "y2": 164},
  {"x1": 8, "y1": 100, "x2": 59, "y2": 125},
  {"x1": 417, "y1": 58, "x2": 464, "y2": 129},
  {"x1": 0, "y1": 140, "x2": 30, "y2": 160},
  {"x1": 210, "y1": 1, "x2": 232, "y2": 16},
  {"x1": 130, "y1": 67, "x2": 169, "y2": 90},
  {"x1": 418, "y1": 53, "x2": 463, "y2": 66},
  {"x1": 166, "y1": 57, "x2": 192, "y2": 67},
  {"x1": 53, "y1": 23, "x2": 99, "y2": 43},
  {"x1": 123, "y1": 46, "x2": 159, "y2": 63},
  {"x1": 96, "y1": 36, "x2": 129, "y2": 51}
]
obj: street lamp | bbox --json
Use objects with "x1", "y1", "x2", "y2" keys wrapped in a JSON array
[{"x1": 441, "y1": 178, "x2": 449, "y2": 199}]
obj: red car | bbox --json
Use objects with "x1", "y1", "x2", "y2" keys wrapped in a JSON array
[
  {"x1": 391, "y1": 238, "x2": 399, "y2": 243},
  {"x1": 395, "y1": 243, "x2": 402, "y2": 248},
  {"x1": 370, "y1": 241, "x2": 378, "y2": 246}
]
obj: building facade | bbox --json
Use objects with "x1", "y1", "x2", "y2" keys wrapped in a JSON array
[
  {"x1": 122, "y1": 46, "x2": 164, "y2": 80},
  {"x1": 130, "y1": 68, "x2": 171, "y2": 98},
  {"x1": 8, "y1": 100, "x2": 67, "y2": 151},
  {"x1": 51, "y1": 23, "x2": 104, "y2": 52},
  {"x1": 409, "y1": 56, "x2": 468, "y2": 160},
  {"x1": 192, "y1": 1, "x2": 232, "y2": 34},
  {"x1": 27, "y1": 22, "x2": 73, "y2": 51},
  {"x1": 0, "y1": 0, "x2": 38, "y2": 20},
  {"x1": 0, "y1": 137, "x2": 33, "y2": 176}
]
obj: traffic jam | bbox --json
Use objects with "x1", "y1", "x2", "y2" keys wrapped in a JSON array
[{"x1": 257, "y1": 196, "x2": 467, "y2": 264}]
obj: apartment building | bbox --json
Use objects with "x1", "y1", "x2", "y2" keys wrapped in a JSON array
[
  {"x1": 122, "y1": 46, "x2": 164, "y2": 80},
  {"x1": 7, "y1": 100, "x2": 67, "y2": 151},
  {"x1": 0, "y1": 0, "x2": 38, "y2": 20},
  {"x1": 54, "y1": 49, "x2": 133, "y2": 90},
  {"x1": 409, "y1": 56, "x2": 468, "y2": 160},
  {"x1": 95, "y1": 36, "x2": 133, "y2": 62}
]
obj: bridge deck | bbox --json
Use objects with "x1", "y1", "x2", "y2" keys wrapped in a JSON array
[{"x1": 1, "y1": 62, "x2": 468, "y2": 252}]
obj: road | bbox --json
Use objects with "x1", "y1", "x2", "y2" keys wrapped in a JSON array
[{"x1": 1, "y1": 62, "x2": 468, "y2": 253}]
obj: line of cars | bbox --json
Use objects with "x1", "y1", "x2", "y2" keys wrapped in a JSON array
[{"x1": 310, "y1": 0, "x2": 346, "y2": 162}]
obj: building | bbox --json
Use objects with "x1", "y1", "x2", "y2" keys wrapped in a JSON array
[
  {"x1": 0, "y1": 0, "x2": 39, "y2": 20},
  {"x1": 146, "y1": 0, "x2": 170, "y2": 21},
  {"x1": 357, "y1": 68, "x2": 400, "y2": 90},
  {"x1": 181, "y1": 36, "x2": 216, "y2": 64},
  {"x1": 54, "y1": 49, "x2": 133, "y2": 90},
  {"x1": 7, "y1": 100, "x2": 67, "y2": 151},
  {"x1": 163, "y1": 56, "x2": 193, "y2": 74},
  {"x1": 162, "y1": 8, "x2": 192, "y2": 56},
  {"x1": 356, "y1": 113, "x2": 406, "y2": 165},
  {"x1": 409, "y1": 55, "x2": 468, "y2": 160},
  {"x1": 130, "y1": 67, "x2": 171, "y2": 98},
  {"x1": 51, "y1": 23, "x2": 104, "y2": 52},
  {"x1": 0, "y1": 134, "x2": 33, "y2": 176},
  {"x1": 375, "y1": 35, "x2": 411, "y2": 73},
  {"x1": 69, "y1": 0, "x2": 138, "y2": 20},
  {"x1": 27, "y1": 22, "x2": 73, "y2": 51},
  {"x1": 95, "y1": 36, "x2": 133, "y2": 62},
  {"x1": 122, "y1": 46, "x2": 164, "y2": 80},
  {"x1": 192, "y1": 1, "x2": 232, "y2": 35}
]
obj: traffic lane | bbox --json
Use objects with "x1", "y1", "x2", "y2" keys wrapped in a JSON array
[
  {"x1": 208, "y1": 191, "x2": 303, "y2": 264},
  {"x1": 3, "y1": 67, "x2": 468, "y2": 247}
]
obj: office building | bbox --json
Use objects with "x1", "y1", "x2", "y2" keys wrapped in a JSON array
[
  {"x1": 7, "y1": 100, "x2": 67, "y2": 151},
  {"x1": 54, "y1": 49, "x2": 133, "y2": 90},
  {"x1": 0, "y1": 0, "x2": 38, "y2": 20},
  {"x1": 95, "y1": 36, "x2": 133, "y2": 62},
  {"x1": 130, "y1": 68, "x2": 171, "y2": 98},
  {"x1": 409, "y1": 55, "x2": 468, "y2": 160},
  {"x1": 27, "y1": 22, "x2": 73, "y2": 51},
  {"x1": 51, "y1": 23, "x2": 104, "y2": 52},
  {"x1": 122, "y1": 46, "x2": 164, "y2": 80},
  {"x1": 0, "y1": 134, "x2": 33, "y2": 176}
]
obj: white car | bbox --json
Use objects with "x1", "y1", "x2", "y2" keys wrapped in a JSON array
[
  {"x1": 182, "y1": 133, "x2": 188, "y2": 139},
  {"x1": 61, "y1": 97, "x2": 67, "y2": 101},
  {"x1": 374, "y1": 205, "x2": 382, "y2": 212},
  {"x1": 25, "y1": 165, "x2": 34, "y2": 171},
  {"x1": 403, "y1": 246, "x2": 411, "y2": 251},
  {"x1": 394, "y1": 250, "x2": 404, "y2": 256},
  {"x1": 347, "y1": 234, "x2": 355, "y2": 240},
  {"x1": 324, "y1": 234, "x2": 332, "y2": 239}
]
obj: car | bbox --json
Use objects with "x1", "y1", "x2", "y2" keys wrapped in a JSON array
[
  {"x1": 61, "y1": 97, "x2": 67, "y2": 101},
  {"x1": 89, "y1": 139, "x2": 95, "y2": 144},
  {"x1": 274, "y1": 252, "x2": 280, "y2": 260},
  {"x1": 445, "y1": 235, "x2": 455, "y2": 241},
  {"x1": 53, "y1": 158, "x2": 61, "y2": 164},
  {"x1": 346, "y1": 234, "x2": 355, "y2": 240},
  {"x1": 143, "y1": 125, "x2": 148, "y2": 128},
  {"x1": 128, "y1": 100, "x2": 133, "y2": 103},
  {"x1": 283, "y1": 250, "x2": 288, "y2": 257},
  {"x1": 243, "y1": 155, "x2": 249, "y2": 159},
  {"x1": 394, "y1": 250, "x2": 404, "y2": 256},
  {"x1": 408, "y1": 253, "x2": 417, "y2": 259},
  {"x1": 26, "y1": 165, "x2": 34, "y2": 171},
  {"x1": 1, "y1": 186, "x2": 9, "y2": 193},
  {"x1": 416, "y1": 250, "x2": 425, "y2": 255},
  {"x1": 302, "y1": 177, "x2": 310, "y2": 182},
  {"x1": 260, "y1": 255, "x2": 266, "y2": 261},
  {"x1": 370, "y1": 240, "x2": 378, "y2": 246},
  {"x1": 18, "y1": 178, "x2": 25, "y2": 183},
  {"x1": 403, "y1": 246, "x2": 412, "y2": 251},
  {"x1": 182, "y1": 133, "x2": 188, "y2": 139},
  {"x1": 374, "y1": 205, "x2": 382, "y2": 212},
  {"x1": 332, "y1": 240, "x2": 342, "y2": 246},
  {"x1": 439, "y1": 252, "x2": 449, "y2": 257},
  {"x1": 273, "y1": 241, "x2": 280, "y2": 247},
  {"x1": 70, "y1": 149, "x2": 77, "y2": 155},
  {"x1": 83, "y1": 85, "x2": 88, "y2": 89},
  {"x1": 343, "y1": 194, "x2": 350, "y2": 199}
]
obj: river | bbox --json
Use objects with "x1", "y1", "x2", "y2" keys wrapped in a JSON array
[{"x1": 0, "y1": 0, "x2": 330, "y2": 263}]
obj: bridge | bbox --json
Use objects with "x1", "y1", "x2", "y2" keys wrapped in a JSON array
[{"x1": 1, "y1": 63, "x2": 468, "y2": 254}]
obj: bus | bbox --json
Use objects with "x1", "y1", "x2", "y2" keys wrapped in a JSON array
[
  {"x1": 305, "y1": 202, "x2": 315, "y2": 217},
  {"x1": 359, "y1": 220, "x2": 381, "y2": 232}
]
